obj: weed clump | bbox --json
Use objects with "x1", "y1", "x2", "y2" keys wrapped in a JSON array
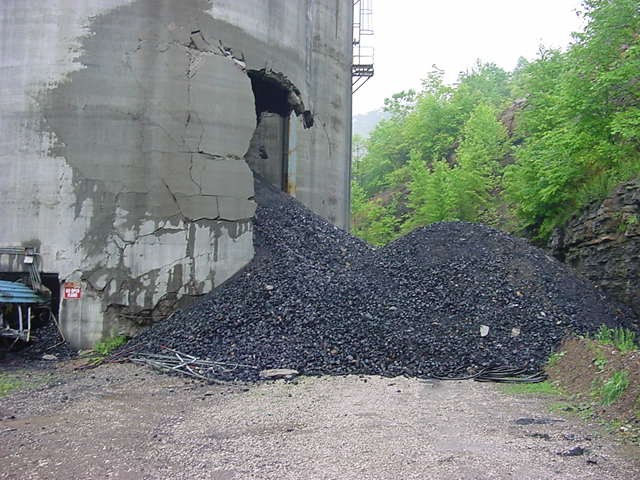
[
  {"x1": 596, "y1": 370, "x2": 631, "y2": 406},
  {"x1": 0, "y1": 374, "x2": 22, "y2": 397},
  {"x1": 93, "y1": 335, "x2": 128, "y2": 356},
  {"x1": 594, "y1": 326, "x2": 638, "y2": 353}
]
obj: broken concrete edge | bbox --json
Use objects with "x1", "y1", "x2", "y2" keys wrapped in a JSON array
[
  {"x1": 188, "y1": 28, "x2": 314, "y2": 129},
  {"x1": 248, "y1": 68, "x2": 314, "y2": 129}
]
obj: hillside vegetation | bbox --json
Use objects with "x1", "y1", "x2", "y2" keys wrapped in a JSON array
[{"x1": 352, "y1": 0, "x2": 640, "y2": 246}]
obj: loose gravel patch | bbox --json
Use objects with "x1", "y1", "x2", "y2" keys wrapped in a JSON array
[
  {"x1": 1, "y1": 363, "x2": 639, "y2": 480},
  {"x1": 129, "y1": 180, "x2": 636, "y2": 381}
]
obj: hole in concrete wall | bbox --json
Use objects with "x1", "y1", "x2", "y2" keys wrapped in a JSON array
[
  {"x1": 246, "y1": 69, "x2": 313, "y2": 128},
  {"x1": 245, "y1": 69, "x2": 312, "y2": 194},
  {"x1": 248, "y1": 70, "x2": 292, "y2": 121}
]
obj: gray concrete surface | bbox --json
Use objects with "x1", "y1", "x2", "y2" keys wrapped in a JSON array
[
  {"x1": 0, "y1": 0, "x2": 352, "y2": 347},
  {"x1": 0, "y1": 364, "x2": 638, "y2": 479}
]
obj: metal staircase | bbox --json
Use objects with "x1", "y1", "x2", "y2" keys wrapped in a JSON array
[{"x1": 352, "y1": 0, "x2": 374, "y2": 93}]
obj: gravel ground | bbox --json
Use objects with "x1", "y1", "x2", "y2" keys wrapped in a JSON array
[
  {"x1": 1, "y1": 362, "x2": 639, "y2": 480},
  {"x1": 128, "y1": 179, "x2": 636, "y2": 381}
]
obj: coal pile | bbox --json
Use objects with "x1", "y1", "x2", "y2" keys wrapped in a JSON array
[
  {"x1": 2, "y1": 321, "x2": 76, "y2": 361},
  {"x1": 130, "y1": 179, "x2": 635, "y2": 381},
  {"x1": 20, "y1": 322, "x2": 76, "y2": 360}
]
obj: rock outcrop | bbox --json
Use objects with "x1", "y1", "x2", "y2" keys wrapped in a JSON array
[{"x1": 550, "y1": 180, "x2": 640, "y2": 317}]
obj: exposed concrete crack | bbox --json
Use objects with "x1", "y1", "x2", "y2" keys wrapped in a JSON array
[
  {"x1": 161, "y1": 178, "x2": 186, "y2": 220},
  {"x1": 115, "y1": 278, "x2": 132, "y2": 295},
  {"x1": 187, "y1": 30, "x2": 246, "y2": 71},
  {"x1": 185, "y1": 54, "x2": 206, "y2": 155},
  {"x1": 196, "y1": 151, "x2": 225, "y2": 160},
  {"x1": 110, "y1": 231, "x2": 135, "y2": 250},
  {"x1": 320, "y1": 120, "x2": 334, "y2": 158},
  {"x1": 138, "y1": 227, "x2": 186, "y2": 238},
  {"x1": 148, "y1": 118, "x2": 186, "y2": 150},
  {"x1": 217, "y1": 39, "x2": 247, "y2": 70},
  {"x1": 191, "y1": 109, "x2": 206, "y2": 154},
  {"x1": 111, "y1": 232, "x2": 133, "y2": 270},
  {"x1": 186, "y1": 49, "x2": 208, "y2": 79},
  {"x1": 188, "y1": 153, "x2": 203, "y2": 194}
]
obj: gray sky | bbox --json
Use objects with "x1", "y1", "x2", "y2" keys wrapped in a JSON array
[{"x1": 353, "y1": 0, "x2": 585, "y2": 115}]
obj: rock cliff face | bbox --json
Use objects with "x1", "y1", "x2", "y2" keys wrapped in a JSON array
[{"x1": 550, "y1": 180, "x2": 640, "y2": 317}]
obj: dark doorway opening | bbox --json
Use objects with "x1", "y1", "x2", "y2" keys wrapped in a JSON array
[
  {"x1": 245, "y1": 70, "x2": 313, "y2": 195},
  {"x1": 247, "y1": 70, "x2": 292, "y2": 121}
]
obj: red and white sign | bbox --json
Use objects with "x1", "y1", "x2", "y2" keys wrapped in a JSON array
[{"x1": 63, "y1": 282, "x2": 82, "y2": 300}]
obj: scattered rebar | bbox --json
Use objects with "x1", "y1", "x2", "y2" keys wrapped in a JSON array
[{"x1": 129, "y1": 347, "x2": 257, "y2": 383}]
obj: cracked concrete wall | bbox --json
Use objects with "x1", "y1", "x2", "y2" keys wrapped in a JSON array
[
  {"x1": 210, "y1": 0, "x2": 353, "y2": 225},
  {"x1": 0, "y1": 0, "x2": 352, "y2": 348}
]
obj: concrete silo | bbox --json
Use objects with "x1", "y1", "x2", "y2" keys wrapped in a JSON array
[{"x1": 0, "y1": 0, "x2": 353, "y2": 347}]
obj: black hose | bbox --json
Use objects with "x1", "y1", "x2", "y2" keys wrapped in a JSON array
[{"x1": 431, "y1": 366, "x2": 548, "y2": 383}]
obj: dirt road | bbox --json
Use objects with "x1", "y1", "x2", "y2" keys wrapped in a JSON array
[{"x1": 1, "y1": 362, "x2": 638, "y2": 479}]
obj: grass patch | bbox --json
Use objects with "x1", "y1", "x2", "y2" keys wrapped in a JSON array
[
  {"x1": 596, "y1": 370, "x2": 630, "y2": 406},
  {"x1": 0, "y1": 374, "x2": 23, "y2": 397},
  {"x1": 550, "y1": 401, "x2": 594, "y2": 420},
  {"x1": 93, "y1": 335, "x2": 128, "y2": 356},
  {"x1": 594, "y1": 354, "x2": 608, "y2": 372},
  {"x1": 594, "y1": 326, "x2": 638, "y2": 353},
  {"x1": 546, "y1": 350, "x2": 566, "y2": 368},
  {"x1": 500, "y1": 380, "x2": 562, "y2": 396}
]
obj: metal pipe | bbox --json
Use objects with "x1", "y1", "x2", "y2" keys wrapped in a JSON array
[{"x1": 26, "y1": 306, "x2": 31, "y2": 342}]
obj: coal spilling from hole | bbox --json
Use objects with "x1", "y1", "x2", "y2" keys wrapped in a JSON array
[{"x1": 129, "y1": 178, "x2": 636, "y2": 381}]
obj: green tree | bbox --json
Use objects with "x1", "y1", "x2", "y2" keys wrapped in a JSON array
[
  {"x1": 351, "y1": 1, "x2": 640, "y2": 245},
  {"x1": 505, "y1": 0, "x2": 640, "y2": 239},
  {"x1": 404, "y1": 153, "x2": 457, "y2": 229},
  {"x1": 404, "y1": 104, "x2": 508, "y2": 231},
  {"x1": 454, "y1": 103, "x2": 509, "y2": 222},
  {"x1": 351, "y1": 181, "x2": 398, "y2": 246},
  {"x1": 383, "y1": 89, "x2": 417, "y2": 118},
  {"x1": 352, "y1": 133, "x2": 367, "y2": 164},
  {"x1": 353, "y1": 115, "x2": 410, "y2": 197}
]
